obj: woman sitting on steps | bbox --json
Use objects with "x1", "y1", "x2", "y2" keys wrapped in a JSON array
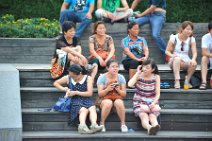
[
  {"x1": 55, "y1": 21, "x2": 97, "y2": 80},
  {"x1": 53, "y1": 64, "x2": 102, "y2": 134},
  {"x1": 165, "y1": 21, "x2": 197, "y2": 89}
]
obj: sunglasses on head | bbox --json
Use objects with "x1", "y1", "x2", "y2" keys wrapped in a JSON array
[{"x1": 181, "y1": 42, "x2": 184, "y2": 51}]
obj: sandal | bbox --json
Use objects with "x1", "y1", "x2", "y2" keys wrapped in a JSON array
[
  {"x1": 199, "y1": 83, "x2": 207, "y2": 90},
  {"x1": 174, "y1": 80, "x2": 180, "y2": 89},
  {"x1": 148, "y1": 125, "x2": 160, "y2": 135}
]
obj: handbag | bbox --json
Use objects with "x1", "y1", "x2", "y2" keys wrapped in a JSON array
[
  {"x1": 53, "y1": 76, "x2": 73, "y2": 112},
  {"x1": 50, "y1": 57, "x2": 64, "y2": 79},
  {"x1": 53, "y1": 97, "x2": 72, "y2": 112},
  {"x1": 50, "y1": 49, "x2": 67, "y2": 79},
  {"x1": 89, "y1": 49, "x2": 116, "y2": 60}
]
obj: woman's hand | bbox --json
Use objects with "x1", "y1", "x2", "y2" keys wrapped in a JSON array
[
  {"x1": 66, "y1": 90, "x2": 78, "y2": 97},
  {"x1": 190, "y1": 59, "x2": 197, "y2": 67},
  {"x1": 106, "y1": 84, "x2": 115, "y2": 92},
  {"x1": 149, "y1": 102, "x2": 156, "y2": 109},
  {"x1": 63, "y1": 87, "x2": 69, "y2": 93},
  {"x1": 134, "y1": 12, "x2": 141, "y2": 17},
  {"x1": 114, "y1": 85, "x2": 121, "y2": 91},
  {"x1": 136, "y1": 65, "x2": 142, "y2": 72},
  {"x1": 99, "y1": 57, "x2": 106, "y2": 67},
  {"x1": 86, "y1": 12, "x2": 92, "y2": 19},
  {"x1": 141, "y1": 56, "x2": 147, "y2": 62}
]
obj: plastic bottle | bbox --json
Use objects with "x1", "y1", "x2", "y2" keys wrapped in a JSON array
[
  {"x1": 184, "y1": 77, "x2": 189, "y2": 90},
  {"x1": 210, "y1": 75, "x2": 212, "y2": 89}
]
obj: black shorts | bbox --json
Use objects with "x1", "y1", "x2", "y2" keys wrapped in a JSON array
[{"x1": 122, "y1": 58, "x2": 142, "y2": 70}]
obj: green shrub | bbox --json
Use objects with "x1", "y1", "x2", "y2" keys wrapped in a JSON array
[
  {"x1": 0, "y1": 14, "x2": 60, "y2": 38},
  {"x1": 0, "y1": 0, "x2": 211, "y2": 22}
]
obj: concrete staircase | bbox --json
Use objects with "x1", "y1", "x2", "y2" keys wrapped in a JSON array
[
  {"x1": 18, "y1": 64, "x2": 212, "y2": 141},
  {"x1": 0, "y1": 23, "x2": 212, "y2": 141}
]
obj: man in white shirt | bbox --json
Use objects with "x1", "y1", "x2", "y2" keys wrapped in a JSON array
[{"x1": 199, "y1": 22, "x2": 212, "y2": 90}]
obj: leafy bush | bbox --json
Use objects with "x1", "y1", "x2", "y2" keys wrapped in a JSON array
[
  {"x1": 0, "y1": 14, "x2": 60, "y2": 38},
  {"x1": 0, "y1": 0, "x2": 211, "y2": 22}
]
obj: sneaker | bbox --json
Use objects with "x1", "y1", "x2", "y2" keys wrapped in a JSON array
[
  {"x1": 100, "y1": 125, "x2": 106, "y2": 132},
  {"x1": 90, "y1": 124, "x2": 103, "y2": 133},
  {"x1": 78, "y1": 124, "x2": 93, "y2": 134},
  {"x1": 121, "y1": 125, "x2": 128, "y2": 133}
]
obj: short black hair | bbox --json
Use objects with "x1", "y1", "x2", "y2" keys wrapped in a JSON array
[
  {"x1": 106, "y1": 59, "x2": 119, "y2": 68},
  {"x1": 208, "y1": 22, "x2": 212, "y2": 31},
  {"x1": 142, "y1": 58, "x2": 159, "y2": 75},
  {"x1": 68, "y1": 64, "x2": 83, "y2": 75},
  {"x1": 62, "y1": 21, "x2": 76, "y2": 34},
  {"x1": 127, "y1": 21, "x2": 138, "y2": 34}
]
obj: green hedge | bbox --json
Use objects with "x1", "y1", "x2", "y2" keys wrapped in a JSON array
[{"x1": 0, "y1": 0, "x2": 211, "y2": 22}]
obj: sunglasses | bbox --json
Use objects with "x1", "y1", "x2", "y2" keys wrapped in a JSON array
[{"x1": 181, "y1": 42, "x2": 184, "y2": 51}]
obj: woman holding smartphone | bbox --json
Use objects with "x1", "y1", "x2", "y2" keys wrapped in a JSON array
[{"x1": 96, "y1": 59, "x2": 128, "y2": 133}]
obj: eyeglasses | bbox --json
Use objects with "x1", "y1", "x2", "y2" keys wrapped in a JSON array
[{"x1": 181, "y1": 42, "x2": 184, "y2": 51}]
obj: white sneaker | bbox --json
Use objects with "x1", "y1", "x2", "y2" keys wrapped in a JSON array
[
  {"x1": 90, "y1": 124, "x2": 103, "y2": 133},
  {"x1": 101, "y1": 125, "x2": 106, "y2": 132},
  {"x1": 121, "y1": 125, "x2": 128, "y2": 133}
]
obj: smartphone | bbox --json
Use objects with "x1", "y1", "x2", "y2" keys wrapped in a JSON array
[{"x1": 111, "y1": 82, "x2": 119, "y2": 87}]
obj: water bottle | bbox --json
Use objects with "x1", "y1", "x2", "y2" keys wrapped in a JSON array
[{"x1": 184, "y1": 78, "x2": 189, "y2": 90}]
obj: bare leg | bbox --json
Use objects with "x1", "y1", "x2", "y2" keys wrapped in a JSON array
[
  {"x1": 100, "y1": 99, "x2": 113, "y2": 125},
  {"x1": 79, "y1": 107, "x2": 89, "y2": 125},
  {"x1": 138, "y1": 112, "x2": 152, "y2": 130},
  {"x1": 129, "y1": 69, "x2": 137, "y2": 80},
  {"x1": 88, "y1": 106, "x2": 98, "y2": 124},
  {"x1": 201, "y1": 56, "x2": 209, "y2": 83},
  {"x1": 91, "y1": 63, "x2": 98, "y2": 81},
  {"x1": 114, "y1": 99, "x2": 126, "y2": 125}
]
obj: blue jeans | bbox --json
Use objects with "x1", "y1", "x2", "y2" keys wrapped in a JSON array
[
  {"x1": 59, "y1": 10, "x2": 92, "y2": 38},
  {"x1": 134, "y1": 12, "x2": 166, "y2": 55}
]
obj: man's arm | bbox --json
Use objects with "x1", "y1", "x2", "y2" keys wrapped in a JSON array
[
  {"x1": 131, "y1": 0, "x2": 141, "y2": 10},
  {"x1": 86, "y1": 3, "x2": 94, "y2": 19},
  {"x1": 60, "y1": 2, "x2": 69, "y2": 12},
  {"x1": 97, "y1": 0, "x2": 102, "y2": 9}
]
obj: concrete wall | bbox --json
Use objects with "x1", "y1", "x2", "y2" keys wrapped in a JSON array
[{"x1": 0, "y1": 64, "x2": 22, "y2": 141}]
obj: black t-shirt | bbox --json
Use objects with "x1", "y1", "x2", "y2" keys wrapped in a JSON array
[{"x1": 56, "y1": 35, "x2": 81, "y2": 49}]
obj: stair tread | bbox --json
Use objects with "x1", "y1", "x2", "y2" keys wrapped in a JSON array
[
  {"x1": 8, "y1": 63, "x2": 202, "y2": 71},
  {"x1": 20, "y1": 86, "x2": 212, "y2": 93},
  {"x1": 22, "y1": 131, "x2": 212, "y2": 139},
  {"x1": 22, "y1": 108, "x2": 212, "y2": 115}
]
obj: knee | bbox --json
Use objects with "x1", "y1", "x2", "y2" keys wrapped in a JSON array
[
  {"x1": 152, "y1": 32, "x2": 160, "y2": 40},
  {"x1": 101, "y1": 99, "x2": 113, "y2": 109},
  {"x1": 140, "y1": 105, "x2": 151, "y2": 113},
  {"x1": 114, "y1": 99, "x2": 125, "y2": 108},
  {"x1": 95, "y1": 9, "x2": 105, "y2": 19},
  {"x1": 151, "y1": 105, "x2": 161, "y2": 113},
  {"x1": 201, "y1": 56, "x2": 209, "y2": 64},
  {"x1": 79, "y1": 108, "x2": 89, "y2": 114},
  {"x1": 173, "y1": 57, "x2": 181, "y2": 63}
]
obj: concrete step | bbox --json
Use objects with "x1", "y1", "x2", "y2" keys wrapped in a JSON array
[
  {"x1": 0, "y1": 23, "x2": 208, "y2": 64},
  {"x1": 21, "y1": 87, "x2": 212, "y2": 109},
  {"x1": 22, "y1": 108, "x2": 212, "y2": 131},
  {"x1": 22, "y1": 131, "x2": 212, "y2": 141},
  {"x1": 12, "y1": 63, "x2": 212, "y2": 87}
]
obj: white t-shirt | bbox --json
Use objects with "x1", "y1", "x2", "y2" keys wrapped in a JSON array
[
  {"x1": 169, "y1": 34, "x2": 196, "y2": 62},
  {"x1": 201, "y1": 33, "x2": 212, "y2": 69}
]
